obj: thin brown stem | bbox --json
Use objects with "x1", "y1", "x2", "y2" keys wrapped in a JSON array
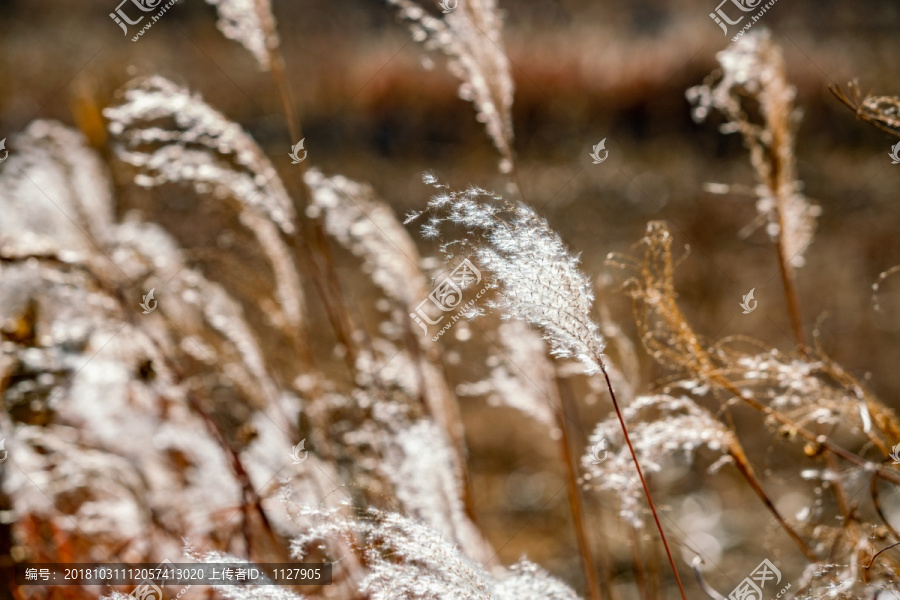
[
  {"x1": 259, "y1": 0, "x2": 365, "y2": 368},
  {"x1": 267, "y1": 41, "x2": 301, "y2": 147},
  {"x1": 630, "y1": 524, "x2": 650, "y2": 600},
  {"x1": 766, "y1": 110, "x2": 806, "y2": 352},
  {"x1": 871, "y1": 475, "x2": 900, "y2": 542},
  {"x1": 185, "y1": 391, "x2": 289, "y2": 562},
  {"x1": 590, "y1": 501, "x2": 618, "y2": 600},
  {"x1": 774, "y1": 229, "x2": 807, "y2": 350},
  {"x1": 728, "y1": 444, "x2": 817, "y2": 561},
  {"x1": 710, "y1": 373, "x2": 900, "y2": 486},
  {"x1": 598, "y1": 363, "x2": 687, "y2": 600},
  {"x1": 823, "y1": 444, "x2": 853, "y2": 523},
  {"x1": 866, "y1": 541, "x2": 900, "y2": 571},
  {"x1": 647, "y1": 519, "x2": 662, "y2": 599},
  {"x1": 555, "y1": 377, "x2": 603, "y2": 600}
]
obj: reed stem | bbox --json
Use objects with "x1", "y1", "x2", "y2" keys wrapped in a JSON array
[
  {"x1": 598, "y1": 362, "x2": 687, "y2": 600},
  {"x1": 728, "y1": 443, "x2": 817, "y2": 561},
  {"x1": 555, "y1": 377, "x2": 603, "y2": 600}
]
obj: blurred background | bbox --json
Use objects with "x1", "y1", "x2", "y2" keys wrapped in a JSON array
[{"x1": 2, "y1": 0, "x2": 900, "y2": 596}]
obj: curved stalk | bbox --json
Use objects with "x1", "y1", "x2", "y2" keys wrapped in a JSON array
[
  {"x1": 555, "y1": 376, "x2": 603, "y2": 600},
  {"x1": 598, "y1": 362, "x2": 688, "y2": 600}
]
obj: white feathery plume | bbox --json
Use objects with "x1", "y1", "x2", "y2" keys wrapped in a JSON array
[
  {"x1": 10, "y1": 427, "x2": 148, "y2": 540},
  {"x1": 308, "y1": 169, "x2": 476, "y2": 487},
  {"x1": 0, "y1": 269, "x2": 243, "y2": 556},
  {"x1": 582, "y1": 395, "x2": 735, "y2": 528},
  {"x1": 205, "y1": 0, "x2": 280, "y2": 71},
  {"x1": 733, "y1": 350, "x2": 868, "y2": 433},
  {"x1": 291, "y1": 509, "x2": 490, "y2": 600},
  {"x1": 292, "y1": 506, "x2": 581, "y2": 600},
  {"x1": 105, "y1": 75, "x2": 295, "y2": 234},
  {"x1": 385, "y1": 419, "x2": 490, "y2": 561},
  {"x1": 305, "y1": 168, "x2": 428, "y2": 308},
  {"x1": 0, "y1": 121, "x2": 298, "y2": 556},
  {"x1": 0, "y1": 120, "x2": 115, "y2": 258},
  {"x1": 687, "y1": 29, "x2": 820, "y2": 268},
  {"x1": 792, "y1": 555, "x2": 900, "y2": 600},
  {"x1": 174, "y1": 269, "x2": 284, "y2": 410},
  {"x1": 494, "y1": 561, "x2": 583, "y2": 600},
  {"x1": 456, "y1": 320, "x2": 556, "y2": 429},
  {"x1": 105, "y1": 76, "x2": 307, "y2": 345},
  {"x1": 336, "y1": 341, "x2": 492, "y2": 562},
  {"x1": 106, "y1": 218, "x2": 290, "y2": 423},
  {"x1": 387, "y1": 0, "x2": 516, "y2": 172},
  {"x1": 411, "y1": 178, "x2": 606, "y2": 375},
  {"x1": 236, "y1": 209, "x2": 306, "y2": 335}
]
